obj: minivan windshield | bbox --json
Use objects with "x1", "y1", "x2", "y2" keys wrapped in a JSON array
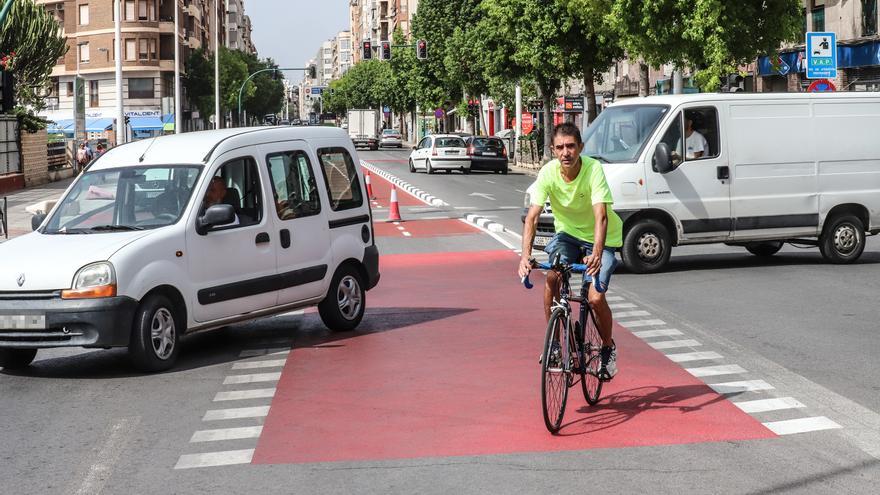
[
  {"x1": 582, "y1": 104, "x2": 669, "y2": 163},
  {"x1": 43, "y1": 165, "x2": 202, "y2": 234}
]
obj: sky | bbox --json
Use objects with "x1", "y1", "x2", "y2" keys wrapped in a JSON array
[{"x1": 247, "y1": 0, "x2": 350, "y2": 85}]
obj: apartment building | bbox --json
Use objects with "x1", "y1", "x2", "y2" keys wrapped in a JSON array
[
  {"x1": 37, "y1": 0, "x2": 226, "y2": 138},
  {"x1": 226, "y1": 0, "x2": 256, "y2": 54},
  {"x1": 333, "y1": 30, "x2": 352, "y2": 80}
]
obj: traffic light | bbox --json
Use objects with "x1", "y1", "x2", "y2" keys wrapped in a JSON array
[
  {"x1": 308, "y1": 65, "x2": 317, "y2": 80},
  {"x1": 416, "y1": 39, "x2": 428, "y2": 60},
  {"x1": 380, "y1": 41, "x2": 391, "y2": 61},
  {"x1": 362, "y1": 41, "x2": 372, "y2": 60}
]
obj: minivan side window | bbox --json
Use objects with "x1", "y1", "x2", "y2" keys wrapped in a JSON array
[
  {"x1": 316, "y1": 147, "x2": 364, "y2": 211},
  {"x1": 202, "y1": 157, "x2": 263, "y2": 228},
  {"x1": 266, "y1": 150, "x2": 321, "y2": 220},
  {"x1": 682, "y1": 107, "x2": 720, "y2": 161}
]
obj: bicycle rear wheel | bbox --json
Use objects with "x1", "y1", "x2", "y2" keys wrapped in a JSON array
[
  {"x1": 581, "y1": 308, "x2": 603, "y2": 405},
  {"x1": 542, "y1": 308, "x2": 570, "y2": 434}
]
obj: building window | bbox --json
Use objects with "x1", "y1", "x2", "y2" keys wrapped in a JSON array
[
  {"x1": 139, "y1": 39, "x2": 148, "y2": 60},
  {"x1": 125, "y1": 0, "x2": 135, "y2": 21},
  {"x1": 79, "y1": 4, "x2": 89, "y2": 25},
  {"x1": 811, "y1": 1, "x2": 826, "y2": 32},
  {"x1": 138, "y1": 0, "x2": 148, "y2": 20},
  {"x1": 125, "y1": 39, "x2": 136, "y2": 61},
  {"x1": 149, "y1": 39, "x2": 157, "y2": 60},
  {"x1": 79, "y1": 42, "x2": 90, "y2": 63},
  {"x1": 863, "y1": 0, "x2": 878, "y2": 36},
  {"x1": 148, "y1": 0, "x2": 156, "y2": 21},
  {"x1": 67, "y1": 81, "x2": 74, "y2": 97},
  {"x1": 128, "y1": 78, "x2": 154, "y2": 99},
  {"x1": 89, "y1": 80, "x2": 99, "y2": 107}
]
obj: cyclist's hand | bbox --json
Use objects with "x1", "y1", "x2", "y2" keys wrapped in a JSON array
[
  {"x1": 518, "y1": 257, "x2": 533, "y2": 278},
  {"x1": 584, "y1": 253, "x2": 601, "y2": 277}
]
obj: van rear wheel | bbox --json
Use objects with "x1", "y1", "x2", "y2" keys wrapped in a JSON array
[
  {"x1": 820, "y1": 214, "x2": 865, "y2": 264},
  {"x1": 319, "y1": 265, "x2": 366, "y2": 332},
  {"x1": 0, "y1": 348, "x2": 37, "y2": 370},
  {"x1": 622, "y1": 219, "x2": 672, "y2": 274},
  {"x1": 745, "y1": 241, "x2": 783, "y2": 257}
]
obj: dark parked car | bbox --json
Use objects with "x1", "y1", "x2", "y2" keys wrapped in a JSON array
[{"x1": 465, "y1": 136, "x2": 509, "y2": 174}]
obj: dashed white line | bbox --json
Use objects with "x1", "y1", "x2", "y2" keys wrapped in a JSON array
[
  {"x1": 734, "y1": 397, "x2": 806, "y2": 414},
  {"x1": 649, "y1": 339, "x2": 702, "y2": 350},
  {"x1": 763, "y1": 416, "x2": 842, "y2": 435},
  {"x1": 605, "y1": 296, "x2": 625, "y2": 302},
  {"x1": 175, "y1": 449, "x2": 255, "y2": 469},
  {"x1": 632, "y1": 329, "x2": 684, "y2": 338},
  {"x1": 222, "y1": 372, "x2": 281, "y2": 385},
  {"x1": 709, "y1": 380, "x2": 775, "y2": 394},
  {"x1": 618, "y1": 319, "x2": 666, "y2": 328},
  {"x1": 213, "y1": 388, "x2": 276, "y2": 402},
  {"x1": 609, "y1": 303, "x2": 638, "y2": 309},
  {"x1": 665, "y1": 351, "x2": 724, "y2": 363},
  {"x1": 402, "y1": 232, "x2": 412, "y2": 237},
  {"x1": 614, "y1": 310, "x2": 652, "y2": 319},
  {"x1": 231, "y1": 359, "x2": 287, "y2": 370},
  {"x1": 190, "y1": 426, "x2": 264, "y2": 443},
  {"x1": 203, "y1": 406, "x2": 270, "y2": 421},
  {"x1": 685, "y1": 364, "x2": 747, "y2": 378},
  {"x1": 239, "y1": 348, "x2": 289, "y2": 358}
]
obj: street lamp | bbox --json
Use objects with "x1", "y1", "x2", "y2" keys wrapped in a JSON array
[{"x1": 237, "y1": 67, "x2": 313, "y2": 126}]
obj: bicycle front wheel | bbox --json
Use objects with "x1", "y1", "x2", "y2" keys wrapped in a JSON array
[
  {"x1": 542, "y1": 308, "x2": 570, "y2": 434},
  {"x1": 581, "y1": 309, "x2": 603, "y2": 405}
]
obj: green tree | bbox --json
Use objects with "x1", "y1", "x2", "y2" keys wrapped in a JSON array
[
  {"x1": 609, "y1": 0, "x2": 802, "y2": 91},
  {"x1": 0, "y1": 0, "x2": 67, "y2": 131}
]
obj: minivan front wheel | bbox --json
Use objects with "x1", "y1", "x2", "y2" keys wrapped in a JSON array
[
  {"x1": 0, "y1": 348, "x2": 37, "y2": 370},
  {"x1": 820, "y1": 214, "x2": 865, "y2": 264},
  {"x1": 622, "y1": 219, "x2": 672, "y2": 274},
  {"x1": 319, "y1": 265, "x2": 366, "y2": 332},
  {"x1": 129, "y1": 294, "x2": 181, "y2": 372}
]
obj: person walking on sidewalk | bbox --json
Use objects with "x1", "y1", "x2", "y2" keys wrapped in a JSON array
[{"x1": 75, "y1": 142, "x2": 93, "y2": 174}]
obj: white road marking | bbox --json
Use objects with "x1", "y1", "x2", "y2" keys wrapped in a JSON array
[
  {"x1": 223, "y1": 372, "x2": 281, "y2": 385},
  {"x1": 734, "y1": 397, "x2": 806, "y2": 414},
  {"x1": 763, "y1": 416, "x2": 842, "y2": 435},
  {"x1": 614, "y1": 310, "x2": 652, "y2": 318},
  {"x1": 649, "y1": 339, "x2": 702, "y2": 350},
  {"x1": 685, "y1": 364, "x2": 747, "y2": 377},
  {"x1": 396, "y1": 226, "x2": 405, "y2": 231},
  {"x1": 231, "y1": 359, "x2": 287, "y2": 370},
  {"x1": 709, "y1": 380, "x2": 775, "y2": 394},
  {"x1": 485, "y1": 180, "x2": 496, "y2": 184},
  {"x1": 402, "y1": 232, "x2": 412, "y2": 237},
  {"x1": 458, "y1": 218, "x2": 517, "y2": 249},
  {"x1": 74, "y1": 417, "x2": 139, "y2": 495},
  {"x1": 605, "y1": 295, "x2": 625, "y2": 302},
  {"x1": 393, "y1": 221, "x2": 401, "y2": 225},
  {"x1": 632, "y1": 329, "x2": 684, "y2": 338},
  {"x1": 454, "y1": 206, "x2": 478, "y2": 210},
  {"x1": 239, "y1": 348, "x2": 289, "y2": 358},
  {"x1": 515, "y1": 189, "x2": 525, "y2": 193},
  {"x1": 174, "y1": 449, "x2": 255, "y2": 469},
  {"x1": 213, "y1": 388, "x2": 276, "y2": 402},
  {"x1": 618, "y1": 319, "x2": 666, "y2": 328},
  {"x1": 665, "y1": 351, "x2": 724, "y2": 363},
  {"x1": 203, "y1": 406, "x2": 270, "y2": 421},
  {"x1": 190, "y1": 426, "x2": 264, "y2": 443},
  {"x1": 609, "y1": 302, "x2": 637, "y2": 309}
]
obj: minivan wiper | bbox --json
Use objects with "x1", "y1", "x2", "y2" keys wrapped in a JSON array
[
  {"x1": 590, "y1": 155, "x2": 611, "y2": 163},
  {"x1": 87, "y1": 225, "x2": 145, "y2": 232}
]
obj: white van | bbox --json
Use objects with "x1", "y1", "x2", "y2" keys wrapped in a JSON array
[
  {"x1": 527, "y1": 92, "x2": 880, "y2": 273},
  {"x1": 0, "y1": 127, "x2": 380, "y2": 371}
]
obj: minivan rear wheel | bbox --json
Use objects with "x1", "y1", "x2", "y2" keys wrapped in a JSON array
[
  {"x1": 0, "y1": 348, "x2": 37, "y2": 370},
  {"x1": 319, "y1": 265, "x2": 366, "y2": 332},
  {"x1": 622, "y1": 219, "x2": 672, "y2": 274},
  {"x1": 129, "y1": 294, "x2": 181, "y2": 372},
  {"x1": 820, "y1": 214, "x2": 865, "y2": 264}
]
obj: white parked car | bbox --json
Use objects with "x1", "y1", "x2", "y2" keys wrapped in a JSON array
[
  {"x1": 408, "y1": 134, "x2": 471, "y2": 174},
  {"x1": 0, "y1": 127, "x2": 380, "y2": 372},
  {"x1": 380, "y1": 129, "x2": 403, "y2": 148}
]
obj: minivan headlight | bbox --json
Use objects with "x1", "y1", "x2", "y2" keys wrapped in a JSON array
[
  {"x1": 62, "y1": 262, "x2": 117, "y2": 299},
  {"x1": 523, "y1": 191, "x2": 531, "y2": 208}
]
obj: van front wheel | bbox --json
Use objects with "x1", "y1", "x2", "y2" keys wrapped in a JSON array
[
  {"x1": 820, "y1": 214, "x2": 865, "y2": 264},
  {"x1": 319, "y1": 265, "x2": 366, "y2": 332},
  {"x1": 129, "y1": 295, "x2": 181, "y2": 372},
  {"x1": 622, "y1": 219, "x2": 672, "y2": 274}
]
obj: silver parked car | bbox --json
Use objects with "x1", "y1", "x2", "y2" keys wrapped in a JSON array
[{"x1": 380, "y1": 128, "x2": 403, "y2": 148}]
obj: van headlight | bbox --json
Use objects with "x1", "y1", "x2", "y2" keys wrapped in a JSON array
[
  {"x1": 62, "y1": 262, "x2": 117, "y2": 299},
  {"x1": 523, "y1": 191, "x2": 531, "y2": 208}
]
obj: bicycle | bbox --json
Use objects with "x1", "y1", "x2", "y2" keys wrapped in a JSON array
[{"x1": 523, "y1": 259, "x2": 604, "y2": 434}]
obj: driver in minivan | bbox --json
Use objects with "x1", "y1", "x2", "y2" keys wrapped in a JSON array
[{"x1": 202, "y1": 175, "x2": 240, "y2": 227}]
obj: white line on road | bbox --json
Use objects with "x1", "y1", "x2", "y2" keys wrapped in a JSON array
[
  {"x1": 632, "y1": 329, "x2": 684, "y2": 338},
  {"x1": 231, "y1": 359, "x2": 287, "y2": 370},
  {"x1": 239, "y1": 348, "x2": 289, "y2": 358},
  {"x1": 175, "y1": 449, "x2": 255, "y2": 469},
  {"x1": 619, "y1": 319, "x2": 666, "y2": 328},
  {"x1": 453, "y1": 206, "x2": 478, "y2": 210},
  {"x1": 214, "y1": 388, "x2": 276, "y2": 402},
  {"x1": 614, "y1": 310, "x2": 652, "y2": 318},
  {"x1": 203, "y1": 406, "x2": 270, "y2": 421},
  {"x1": 396, "y1": 226, "x2": 405, "y2": 231},
  {"x1": 685, "y1": 364, "x2": 747, "y2": 378},
  {"x1": 763, "y1": 416, "x2": 842, "y2": 435},
  {"x1": 709, "y1": 380, "x2": 775, "y2": 394},
  {"x1": 609, "y1": 303, "x2": 638, "y2": 309},
  {"x1": 402, "y1": 232, "x2": 412, "y2": 237},
  {"x1": 74, "y1": 417, "x2": 140, "y2": 495},
  {"x1": 190, "y1": 426, "x2": 264, "y2": 443},
  {"x1": 605, "y1": 295, "x2": 625, "y2": 302},
  {"x1": 222, "y1": 372, "x2": 281, "y2": 385},
  {"x1": 665, "y1": 351, "x2": 724, "y2": 363},
  {"x1": 649, "y1": 339, "x2": 702, "y2": 350},
  {"x1": 734, "y1": 397, "x2": 806, "y2": 414},
  {"x1": 515, "y1": 189, "x2": 525, "y2": 193}
]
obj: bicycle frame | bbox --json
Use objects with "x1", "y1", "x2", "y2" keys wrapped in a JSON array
[{"x1": 549, "y1": 267, "x2": 594, "y2": 380}]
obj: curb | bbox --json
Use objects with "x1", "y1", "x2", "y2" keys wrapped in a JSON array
[
  {"x1": 361, "y1": 161, "x2": 448, "y2": 207},
  {"x1": 463, "y1": 213, "x2": 507, "y2": 233}
]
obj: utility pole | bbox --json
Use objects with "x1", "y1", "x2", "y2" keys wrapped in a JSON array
[
  {"x1": 174, "y1": 0, "x2": 182, "y2": 133},
  {"x1": 673, "y1": 69, "x2": 684, "y2": 94},
  {"x1": 114, "y1": 0, "x2": 125, "y2": 143},
  {"x1": 214, "y1": 0, "x2": 220, "y2": 129}
]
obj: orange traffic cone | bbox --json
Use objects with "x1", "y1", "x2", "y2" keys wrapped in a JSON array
[
  {"x1": 386, "y1": 185, "x2": 402, "y2": 222},
  {"x1": 365, "y1": 170, "x2": 376, "y2": 200}
]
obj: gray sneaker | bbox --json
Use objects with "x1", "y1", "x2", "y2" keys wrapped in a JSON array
[{"x1": 598, "y1": 342, "x2": 617, "y2": 381}]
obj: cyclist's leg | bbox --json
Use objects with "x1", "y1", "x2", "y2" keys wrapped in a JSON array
[
  {"x1": 585, "y1": 246, "x2": 619, "y2": 345},
  {"x1": 542, "y1": 232, "x2": 579, "y2": 322}
]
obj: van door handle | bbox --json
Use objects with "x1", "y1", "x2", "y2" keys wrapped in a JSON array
[
  {"x1": 280, "y1": 229, "x2": 291, "y2": 249},
  {"x1": 717, "y1": 166, "x2": 730, "y2": 181},
  {"x1": 255, "y1": 232, "x2": 270, "y2": 245}
]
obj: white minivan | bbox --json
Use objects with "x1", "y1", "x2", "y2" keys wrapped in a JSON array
[
  {"x1": 527, "y1": 92, "x2": 880, "y2": 273},
  {"x1": 0, "y1": 127, "x2": 380, "y2": 371}
]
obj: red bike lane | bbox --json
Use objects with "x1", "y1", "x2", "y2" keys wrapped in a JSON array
[{"x1": 252, "y1": 249, "x2": 774, "y2": 465}]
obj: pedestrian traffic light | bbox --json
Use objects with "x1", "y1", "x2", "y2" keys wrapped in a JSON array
[
  {"x1": 381, "y1": 41, "x2": 391, "y2": 61},
  {"x1": 308, "y1": 65, "x2": 317, "y2": 80},
  {"x1": 416, "y1": 39, "x2": 428, "y2": 60},
  {"x1": 362, "y1": 41, "x2": 372, "y2": 60}
]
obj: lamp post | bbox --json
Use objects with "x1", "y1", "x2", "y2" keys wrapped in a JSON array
[
  {"x1": 114, "y1": 0, "x2": 124, "y2": 144},
  {"x1": 214, "y1": 0, "x2": 220, "y2": 129},
  {"x1": 237, "y1": 67, "x2": 312, "y2": 126},
  {"x1": 174, "y1": 0, "x2": 181, "y2": 134},
  {"x1": 74, "y1": 41, "x2": 88, "y2": 158}
]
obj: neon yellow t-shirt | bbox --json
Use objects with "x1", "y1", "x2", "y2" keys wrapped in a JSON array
[{"x1": 531, "y1": 156, "x2": 623, "y2": 248}]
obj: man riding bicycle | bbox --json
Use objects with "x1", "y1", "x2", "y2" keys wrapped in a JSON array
[{"x1": 519, "y1": 123, "x2": 623, "y2": 380}]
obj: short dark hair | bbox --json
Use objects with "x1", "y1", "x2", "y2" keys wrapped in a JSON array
[{"x1": 552, "y1": 122, "x2": 582, "y2": 146}]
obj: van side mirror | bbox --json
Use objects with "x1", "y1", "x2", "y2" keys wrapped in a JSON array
[
  {"x1": 31, "y1": 213, "x2": 47, "y2": 231},
  {"x1": 412, "y1": 145, "x2": 418, "y2": 150},
  {"x1": 196, "y1": 204, "x2": 235, "y2": 235},
  {"x1": 653, "y1": 142, "x2": 674, "y2": 174}
]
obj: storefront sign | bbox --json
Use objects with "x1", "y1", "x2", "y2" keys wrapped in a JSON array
[{"x1": 521, "y1": 113, "x2": 534, "y2": 135}]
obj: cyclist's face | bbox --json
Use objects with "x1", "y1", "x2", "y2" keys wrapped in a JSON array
[{"x1": 552, "y1": 134, "x2": 583, "y2": 167}]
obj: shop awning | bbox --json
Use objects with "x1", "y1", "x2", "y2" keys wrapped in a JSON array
[
  {"x1": 86, "y1": 118, "x2": 114, "y2": 132},
  {"x1": 162, "y1": 114, "x2": 174, "y2": 132},
  {"x1": 129, "y1": 116, "x2": 164, "y2": 131},
  {"x1": 47, "y1": 119, "x2": 73, "y2": 133}
]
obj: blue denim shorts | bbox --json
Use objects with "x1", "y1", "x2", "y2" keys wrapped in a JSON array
[{"x1": 544, "y1": 231, "x2": 619, "y2": 292}]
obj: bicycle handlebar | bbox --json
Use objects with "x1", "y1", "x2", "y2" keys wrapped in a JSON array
[{"x1": 521, "y1": 262, "x2": 606, "y2": 293}]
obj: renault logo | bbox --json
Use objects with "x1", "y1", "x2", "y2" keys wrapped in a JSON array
[{"x1": 16, "y1": 273, "x2": 25, "y2": 287}]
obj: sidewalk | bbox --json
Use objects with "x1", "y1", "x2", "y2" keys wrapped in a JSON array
[{"x1": 1, "y1": 178, "x2": 73, "y2": 242}]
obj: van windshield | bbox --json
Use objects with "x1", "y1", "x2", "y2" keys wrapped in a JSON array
[
  {"x1": 582, "y1": 104, "x2": 669, "y2": 163},
  {"x1": 43, "y1": 165, "x2": 202, "y2": 234}
]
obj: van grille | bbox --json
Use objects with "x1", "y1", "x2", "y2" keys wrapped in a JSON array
[
  {"x1": 0, "y1": 328, "x2": 83, "y2": 345},
  {"x1": 0, "y1": 290, "x2": 62, "y2": 301}
]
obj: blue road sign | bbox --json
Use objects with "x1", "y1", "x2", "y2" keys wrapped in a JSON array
[
  {"x1": 310, "y1": 87, "x2": 325, "y2": 95},
  {"x1": 806, "y1": 32, "x2": 837, "y2": 79}
]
